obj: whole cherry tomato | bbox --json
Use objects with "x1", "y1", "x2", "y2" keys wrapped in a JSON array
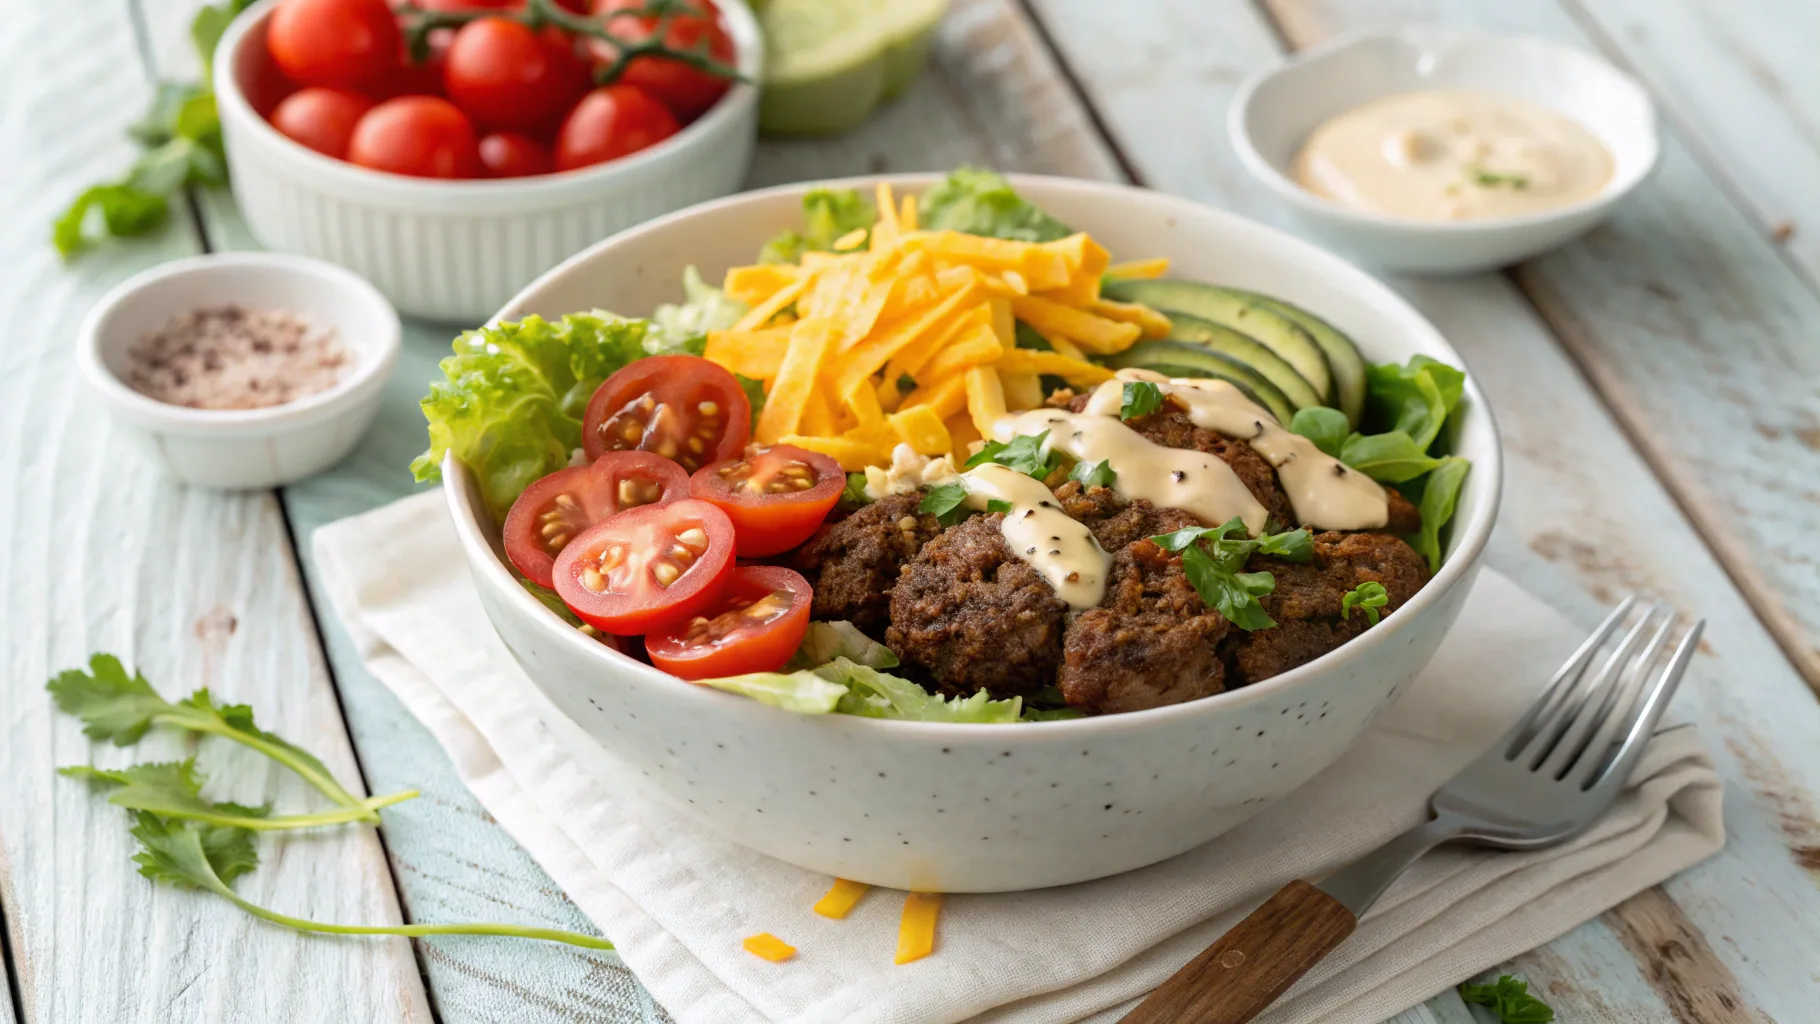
[
  {"x1": 444, "y1": 18, "x2": 591, "y2": 132},
  {"x1": 479, "y1": 132, "x2": 555, "y2": 177},
  {"x1": 589, "y1": 0, "x2": 734, "y2": 122},
  {"x1": 269, "y1": 87, "x2": 374, "y2": 158},
  {"x1": 267, "y1": 0, "x2": 402, "y2": 88},
  {"x1": 370, "y1": 30, "x2": 452, "y2": 100},
  {"x1": 410, "y1": 0, "x2": 522, "y2": 9},
  {"x1": 555, "y1": 84, "x2": 679, "y2": 171},
  {"x1": 347, "y1": 96, "x2": 482, "y2": 178}
]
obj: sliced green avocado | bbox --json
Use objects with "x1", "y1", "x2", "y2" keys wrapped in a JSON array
[
  {"x1": 1104, "y1": 279, "x2": 1334, "y2": 405},
  {"x1": 1227, "y1": 290, "x2": 1368, "y2": 428},
  {"x1": 1162, "y1": 312, "x2": 1323, "y2": 411},
  {"x1": 1106, "y1": 341, "x2": 1299, "y2": 425}
]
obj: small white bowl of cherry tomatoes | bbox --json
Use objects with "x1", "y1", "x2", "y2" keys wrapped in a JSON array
[
  {"x1": 497, "y1": 352, "x2": 844, "y2": 679},
  {"x1": 213, "y1": 0, "x2": 760, "y2": 323}
]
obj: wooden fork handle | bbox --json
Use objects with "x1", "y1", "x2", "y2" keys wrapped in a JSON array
[{"x1": 1119, "y1": 880, "x2": 1358, "y2": 1024}]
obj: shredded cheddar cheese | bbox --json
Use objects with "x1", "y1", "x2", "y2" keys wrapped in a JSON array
[
  {"x1": 813, "y1": 878, "x2": 872, "y2": 919},
  {"x1": 894, "y1": 892, "x2": 943, "y2": 964},
  {"x1": 706, "y1": 182, "x2": 1171, "y2": 470},
  {"x1": 742, "y1": 933, "x2": 797, "y2": 963}
]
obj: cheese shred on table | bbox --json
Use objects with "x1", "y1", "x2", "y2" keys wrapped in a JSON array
[
  {"x1": 707, "y1": 183, "x2": 1173, "y2": 470},
  {"x1": 742, "y1": 932, "x2": 797, "y2": 962},
  {"x1": 894, "y1": 892, "x2": 944, "y2": 965},
  {"x1": 813, "y1": 877, "x2": 872, "y2": 919}
]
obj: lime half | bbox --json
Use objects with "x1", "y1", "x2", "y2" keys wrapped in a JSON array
[{"x1": 758, "y1": 0, "x2": 948, "y2": 136}]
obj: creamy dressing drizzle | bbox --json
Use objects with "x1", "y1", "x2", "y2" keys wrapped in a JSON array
[{"x1": 959, "y1": 463, "x2": 1109, "y2": 609}]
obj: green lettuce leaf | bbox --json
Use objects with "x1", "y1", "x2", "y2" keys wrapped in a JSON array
[
  {"x1": 1288, "y1": 406, "x2": 1349, "y2": 458},
  {"x1": 651, "y1": 266, "x2": 748, "y2": 347},
  {"x1": 1364, "y1": 355, "x2": 1465, "y2": 450},
  {"x1": 759, "y1": 187, "x2": 876, "y2": 263},
  {"x1": 698, "y1": 670, "x2": 850, "y2": 714},
  {"x1": 920, "y1": 166, "x2": 1072, "y2": 242},
  {"x1": 1408, "y1": 456, "x2": 1470, "y2": 573},
  {"x1": 825, "y1": 659, "x2": 1023, "y2": 723},
  {"x1": 787, "y1": 621, "x2": 899, "y2": 670},
  {"x1": 1338, "y1": 430, "x2": 1444, "y2": 484},
  {"x1": 411, "y1": 313, "x2": 671, "y2": 521}
]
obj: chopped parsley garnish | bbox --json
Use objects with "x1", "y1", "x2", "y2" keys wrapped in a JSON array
[
  {"x1": 1149, "y1": 518, "x2": 1312, "y2": 631},
  {"x1": 965, "y1": 431, "x2": 1059, "y2": 480},
  {"x1": 1340, "y1": 581, "x2": 1389, "y2": 626},
  {"x1": 1120, "y1": 380, "x2": 1164, "y2": 420},
  {"x1": 986, "y1": 499, "x2": 1014, "y2": 514},
  {"x1": 1069, "y1": 458, "x2": 1117, "y2": 489},
  {"x1": 1458, "y1": 975, "x2": 1555, "y2": 1023},
  {"x1": 918, "y1": 481, "x2": 972, "y2": 526},
  {"x1": 1465, "y1": 165, "x2": 1531, "y2": 190}
]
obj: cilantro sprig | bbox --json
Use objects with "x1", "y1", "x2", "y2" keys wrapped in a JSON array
[
  {"x1": 51, "y1": 655, "x2": 611, "y2": 951},
  {"x1": 1459, "y1": 975, "x2": 1555, "y2": 1023},
  {"x1": 1150, "y1": 518, "x2": 1311, "y2": 631},
  {"x1": 1069, "y1": 459, "x2": 1116, "y2": 489},
  {"x1": 1340, "y1": 581, "x2": 1389, "y2": 626},
  {"x1": 966, "y1": 431, "x2": 1060, "y2": 480},
  {"x1": 1120, "y1": 380, "x2": 1164, "y2": 420},
  {"x1": 918, "y1": 481, "x2": 972, "y2": 526}
]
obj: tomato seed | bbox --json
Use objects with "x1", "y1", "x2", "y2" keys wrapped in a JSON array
[
  {"x1": 676, "y1": 528, "x2": 707, "y2": 551},
  {"x1": 653, "y1": 562, "x2": 681, "y2": 586},
  {"x1": 698, "y1": 401, "x2": 718, "y2": 416}
]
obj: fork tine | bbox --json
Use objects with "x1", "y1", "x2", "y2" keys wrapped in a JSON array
[
  {"x1": 1501, "y1": 595, "x2": 1639, "y2": 760},
  {"x1": 1574, "y1": 618, "x2": 1703, "y2": 791},
  {"x1": 1519, "y1": 600, "x2": 1662, "y2": 769},
  {"x1": 1542, "y1": 606, "x2": 1674, "y2": 780}
]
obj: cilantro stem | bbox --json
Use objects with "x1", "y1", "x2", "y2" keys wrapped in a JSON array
[
  {"x1": 170, "y1": 790, "x2": 420, "y2": 832},
  {"x1": 161, "y1": 710, "x2": 376, "y2": 818}
]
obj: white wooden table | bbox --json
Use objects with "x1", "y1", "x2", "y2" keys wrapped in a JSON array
[{"x1": 5, "y1": 0, "x2": 1820, "y2": 1020}]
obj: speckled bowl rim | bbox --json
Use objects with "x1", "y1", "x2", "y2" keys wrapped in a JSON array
[
  {"x1": 1228, "y1": 25, "x2": 1661, "y2": 233},
  {"x1": 444, "y1": 172, "x2": 1504, "y2": 737}
]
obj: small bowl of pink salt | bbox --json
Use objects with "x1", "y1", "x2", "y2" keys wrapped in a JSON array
[{"x1": 78, "y1": 252, "x2": 401, "y2": 489}]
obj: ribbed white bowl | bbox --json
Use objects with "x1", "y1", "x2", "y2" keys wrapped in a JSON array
[{"x1": 213, "y1": 0, "x2": 761, "y2": 323}]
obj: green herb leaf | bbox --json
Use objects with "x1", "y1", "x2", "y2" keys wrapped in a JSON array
[
  {"x1": 61, "y1": 760, "x2": 411, "y2": 831},
  {"x1": 1363, "y1": 355, "x2": 1465, "y2": 450},
  {"x1": 986, "y1": 499, "x2": 1014, "y2": 514},
  {"x1": 920, "y1": 166, "x2": 1072, "y2": 243},
  {"x1": 1179, "y1": 544, "x2": 1277, "y2": 631},
  {"x1": 411, "y1": 313, "x2": 676, "y2": 521},
  {"x1": 1340, "y1": 581, "x2": 1388, "y2": 626},
  {"x1": 1458, "y1": 975, "x2": 1555, "y2": 1023},
  {"x1": 758, "y1": 187, "x2": 875, "y2": 263},
  {"x1": 1289, "y1": 406, "x2": 1350, "y2": 458},
  {"x1": 1069, "y1": 458, "x2": 1117, "y2": 489},
  {"x1": 1337, "y1": 430, "x2": 1444, "y2": 483},
  {"x1": 1464, "y1": 166, "x2": 1532, "y2": 190},
  {"x1": 918, "y1": 481, "x2": 972, "y2": 527},
  {"x1": 1120, "y1": 380, "x2": 1164, "y2": 420},
  {"x1": 1409, "y1": 456, "x2": 1470, "y2": 573},
  {"x1": 966, "y1": 431, "x2": 1059, "y2": 479},
  {"x1": 190, "y1": 0, "x2": 256, "y2": 81},
  {"x1": 1152, "y1": 517, "x2": 1310, "y2": 567},
  {"x1": 52, "y1": 185, "x2": 170, "y2": 260},
  {"x1": 841, "y1": 472, "x2": 872, "y2": 506},
  {"x1": 1254, "y1": 528, "x2": 1313, "y2": 563},
  {"x1": 46, "y1": 654, "x2": 172, "y2": 745}
]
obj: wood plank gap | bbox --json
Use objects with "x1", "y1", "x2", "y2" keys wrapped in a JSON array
[
  {"x1": 0, "y1": 885, "x2": 25, "y2": 1024},
  {"x1": 1011, "y1": 0, "x2": 1144, "y2": 184},
  {"x1": 1552, "y1": 0, "x2": 1820, "y2": 298},
  {"x1": 1508, "y1": 264, "x2": 1820, "y2": 690}
]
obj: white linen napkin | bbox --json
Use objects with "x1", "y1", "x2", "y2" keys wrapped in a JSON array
[{"x1": 314, "y1": 491, "x2": 1723, "y2": 1024}]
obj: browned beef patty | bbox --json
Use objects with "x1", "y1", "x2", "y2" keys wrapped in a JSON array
[
  {"x1": 1227, "y1": 530, "x2": 1430, "y2": 684},
  {"x1": 886, "y1": 513, "x2": 1069, "y2": 699},
  {"x1": 794, "y1": 490, "x2": 942, "y2": 636}
]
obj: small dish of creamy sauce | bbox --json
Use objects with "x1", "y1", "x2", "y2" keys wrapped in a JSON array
[{"x1": 1294, "y1": 88, "x2": 1614, "y2": 221}]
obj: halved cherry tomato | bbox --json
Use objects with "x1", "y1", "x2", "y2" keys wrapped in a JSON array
[
  {"x1": 690, "y1": 445, "x2": 843, "y2": 556},
  {"x1": 553, "y1": 499, "x2": 735, "y2": 634},
  {"x1": 581, "y1": 355, "x2": 750, "y2": 472},
  {"x1": 270, "y1": 87, "x2": 375, "y2": 158},
  {"x1": 444, "y1": 19, "x2": 591, "y2": 132},
  {"x1": 645, "y1": 566, "x2": 811, "y2": 679},
  {"x1": 588, "y1": 0, "x2": 734, "y2": 122},
  {"x1": 502, "y1": 451, "x2": 689, "y2": 588},
  {"x1": 554, "y1": 84, "x2": 679, "y2": 171},
  {"x1": 267, "y1": 0, "x2": 402, "y2": 88}
]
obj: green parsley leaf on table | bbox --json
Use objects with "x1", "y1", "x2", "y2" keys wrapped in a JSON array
[
  {"x1": 1120, "y1": 380, "x2": 1164, "y2": 420},
  {"x1": 1340, "y1": 581, "x2": 1389, "y2": 626},
  {"x1": 1069, "y1": 458, "x2": 1117, "y2": 489},
  {"x1": 918, "y1": 481, "x2": 972, "y2": 527},
  {"x1": 1458, "y1": 975, "x2": 1555, "y2": 1023},
  {"x1": 966, "y1": 431, "x2": 1059, "y2": 479},
  {"x1": 920, "y1": 166, "x2": 1073, "y2": 243},
  {"x1": 1288, "y1": 406, "x2": 1350, "y2": 458},
  {"x1": 62, "y1": 759, "x2": 414, "y2": 831}
]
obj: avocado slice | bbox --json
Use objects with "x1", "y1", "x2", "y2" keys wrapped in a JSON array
[
  {"x1": 1104, "y1": 280, "x2": 1334, "y2": 405},
  {"x1": 1162, "y1": 312, "x2": 1324, "y2": 411},
  {"x1": 1106, "y1": 341, "x2": 1299, "y2": 425},
  {"x1": 1228, "y1": 291, "x2": 1367, "y2": 428}
]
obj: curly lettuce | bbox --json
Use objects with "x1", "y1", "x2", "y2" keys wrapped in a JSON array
[
  {"x1": 412, "y1": 313, "x2": 679, "y2": 521},
  {"x1": 758, "y1": 188, "x2": 877, "y2": 264},
  {"x1": 920, "y1": 166, "x2": 1072, "y2": 243}
]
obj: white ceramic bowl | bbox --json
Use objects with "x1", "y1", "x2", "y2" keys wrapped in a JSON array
[
  {"x1": 213, "y1": 0, "x2": 761, "y2": 323},
  {"x1": 1230, "y1": 26, "x2": 1659, "y2": 274},
  {"x1": 80, "y1": 252, "x2": 401, "y2": 490},
  {"x1": 444, "y1": 175, "x2": 1503, "y2": 892}
]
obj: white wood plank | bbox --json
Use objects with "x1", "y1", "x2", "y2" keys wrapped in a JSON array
[
  {"x1": 1031, "y1": 1, "x2": 1820, "y2": 1021},
  {"x1": 1564, "y1": 0, "x2": 1820, "y2": 286},
  {"x1": 0, "y1": 0, "x2": 430, "y2": 1020}
]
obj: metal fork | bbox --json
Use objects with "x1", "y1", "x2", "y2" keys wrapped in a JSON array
[{"x1": 1122, "y1": 595, "x2": 1705, "y2": 1024}]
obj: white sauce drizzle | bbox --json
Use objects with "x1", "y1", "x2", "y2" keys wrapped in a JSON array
[{"x1": 958, "y1": 463, "x2": 1108, "y2": 609}]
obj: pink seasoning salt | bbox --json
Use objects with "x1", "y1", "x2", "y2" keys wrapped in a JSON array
[{"x1": 124, "y1": 305, "x2": 350, "y2": 411}]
